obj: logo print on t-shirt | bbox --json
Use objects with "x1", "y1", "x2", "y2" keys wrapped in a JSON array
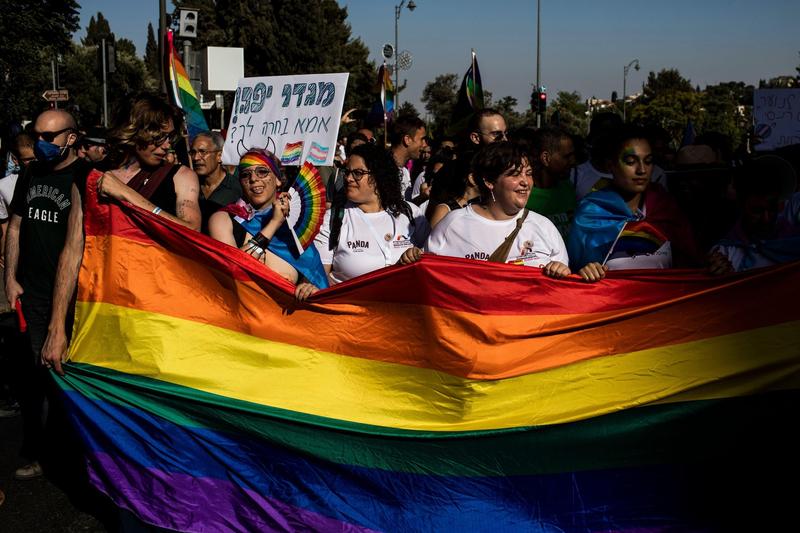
[{"x1": 347, "y1": 239, "x2": 369, "y2": 252}]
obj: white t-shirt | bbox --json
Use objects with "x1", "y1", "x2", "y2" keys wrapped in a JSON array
[
  {"x1": 710, "y1": 243, "x2": 775, "y2": 272},
  {"x1": 426, "y1": 205, "x2": 569, "y2": 267},
  {"x1": 314, "y1": 201, "x2": 429, "y2": 284},
  {"x1": 411, "y1": 171, "x2": 426, "y2": 199},
  {"x1": 0, "y1": 173, "x2": 19, "y2": 220},
  {"x1": 400, "y1": 166, "x2": 413, "y2": 201}
]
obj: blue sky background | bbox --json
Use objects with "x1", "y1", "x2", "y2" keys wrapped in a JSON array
[{"x1": 77, "y1": 1, "x2": 799, "y2": 118}]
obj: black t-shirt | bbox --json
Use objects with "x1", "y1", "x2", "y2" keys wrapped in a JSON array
[{"x1": 9, "y1": 158, "x2": 91, "y2": 300}]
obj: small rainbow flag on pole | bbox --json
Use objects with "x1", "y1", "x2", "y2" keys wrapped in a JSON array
[
  {"x1": 166, "y1": 29, "x2": 209, "y2": 141},
  {"x1": 380, "y1": 61, "x2": 395, "y2": 121}
]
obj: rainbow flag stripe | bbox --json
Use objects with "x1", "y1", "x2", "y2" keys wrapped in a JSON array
[
  {"x1": 166, "y1": 29, "x2": 209, "y2": 140},
  {"x1": 57, "y1": 174, "x2": 800, "y2": 531},
  {"x1": 280, "y1": 141, "x2": 304, "y2": 165},
  {"x1": 290, "y1": 162, "x2": 325, "y2": 249}
]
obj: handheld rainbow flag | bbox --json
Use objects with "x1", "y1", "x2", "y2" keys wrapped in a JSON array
[
  {"x1": 448, "y1": 49, "x2": 485, "y2": 136},
  {"x1": 380, "y1": 61, "x2": 395, "y2": 121},
  {"x1": 56, "y1": 173, "x2": 800, "y2": 531},
  {"x1": 165, "y1": 29, "x2": 209, "y2": 141}
]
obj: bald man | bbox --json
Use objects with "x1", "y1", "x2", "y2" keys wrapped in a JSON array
[{"x1": 3, "y1": 109, "x2": 91, "y2": 480}]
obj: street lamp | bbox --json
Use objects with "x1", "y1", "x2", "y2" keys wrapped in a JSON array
[
  {"x1": 394, "y1": 0, "x2": 416, "y2": 108},
  {"x1": 623, "y1": 58, "x2": 640, "y2": 122}
]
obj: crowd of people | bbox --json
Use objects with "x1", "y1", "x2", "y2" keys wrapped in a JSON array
[{"x1": 1, "y1": 93, "x2": 800, "y2": 520}]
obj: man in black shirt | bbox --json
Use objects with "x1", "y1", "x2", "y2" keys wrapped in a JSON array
[
  {"x1": 3, "y1": 109, "x2": 89, "y2": 480},
  {"x1": 192, "y1": 130, "x2": 241, "y2": 232}
]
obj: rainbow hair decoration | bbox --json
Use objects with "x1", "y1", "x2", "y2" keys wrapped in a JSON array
[{"x1": 239, "y1": 148, "x2": 282, "y2": 182}]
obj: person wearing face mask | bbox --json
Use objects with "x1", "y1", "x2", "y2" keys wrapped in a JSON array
[
  {"x1": 40, "y1": 95, "x2": 202, "y2": 379},
  {"x1": 3, "y1": 109, "x2": 91, "y2": 481}
]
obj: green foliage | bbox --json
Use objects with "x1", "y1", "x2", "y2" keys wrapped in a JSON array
[
  {"x1": 396, "y1": 101, "x2": 420, "y2": 119},
  {"x1": 548, "y1": 91, "x2": 588, "y2": 136},
  {"x1": 0, "y1": 0, "x2": 80, "y2": 126},
  {"x1": 83, "y1": 12, "x2": 114, "y2": 47},
  {"x1": 641, "y1": 68, "x2": 694, "y2": 102},
  {"x1": 145, "y1": 23, "x2": 160, "y2": 81},
  {"x1": 171, "y1": 0, "x2": 376, "y2": 112},
  {"x1": 420, "y1": 73, "x2": 458, "y2": 135}
]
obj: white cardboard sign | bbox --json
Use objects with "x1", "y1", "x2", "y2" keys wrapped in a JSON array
[
  {"x1": 222, "y1": 72, "x2": 349, "y2": 167},
  {"x1": 753, "y1": 88, "x2": 800, "y2": 151}
]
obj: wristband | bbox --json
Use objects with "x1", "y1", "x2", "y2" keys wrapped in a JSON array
[
  {"x1": 152, "y1": 206, "x2": 163, "y2": 215},
  {"x1": 252, "y1": 232, "x2": 270, "y2": 249}
]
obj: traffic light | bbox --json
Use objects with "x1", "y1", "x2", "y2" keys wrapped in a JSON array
[
  {"x1": 530, "y1": 87, "x2": 540, "y2": 112},
  {"x1": 178, "y1": 9, "x2": 198, "y2": 38},
  {"x1": 538, "y1": 87, "x2": 547, "y2": 114}
]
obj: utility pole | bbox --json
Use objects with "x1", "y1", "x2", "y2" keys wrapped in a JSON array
[
  {"x1": 535, "y1": 0, "x2": 541, "y2": 128},
  {"x1": 159, "y1": 0, "x2": 167, "y2": 93},
  {"x1": 51, "y1": 59, "x2": 58, "y2": 110},
  {"x1": 101, "y1": 38, "x2": 108, "y2": 127}
]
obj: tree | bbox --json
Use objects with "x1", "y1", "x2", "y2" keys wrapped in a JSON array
[
  {"x1": 548, "y1": 91, "x2": 588, "y2": 136},
  {"x1": 171, "y1": 0, "x2": 376, "y2": 113},
  {"x1": 641, "y1": 68, "x2": 693, "y2": 102},
  {"x1": 82, "y1": 12, "x2": 114, "y2": 47},
  {"x1": 420, "y1": 73, "x2": 458, "y2": 136},
  {"x1": 396, "y1": 101, "x2": 420, "y2": 119},
  {"x1": 0, "y1": 0, "x2": 80, "y2": 127},
  {"x1": 145, "y1": 23, "x2": 160, "y2": 81},
  {"x1": 60, "y1": 16, "x2": 153, "y2": 128}
]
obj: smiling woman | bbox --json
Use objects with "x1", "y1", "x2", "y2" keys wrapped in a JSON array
[{"x1": 422, "y1": 141, "x2": 571, "y2": 278}]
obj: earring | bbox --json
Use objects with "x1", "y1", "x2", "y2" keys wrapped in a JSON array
[{"x1": 491, "y1": 190, "x2": 496, "y2": 202}]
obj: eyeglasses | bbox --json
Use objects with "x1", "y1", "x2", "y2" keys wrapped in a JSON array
[
  {"x1": 35, "y1": 127, "x2": 73, "y2": 143},
  {"x1": 150, "y1": 130, "x2": 178, "y2": 147},
  {"x1": 477, "y1": 130, "x2": 508, "y2": 142},
  {"x1": 189, "y1": 148, "x2": 221, "y2": 157},
  {"x1": 239, "y1": 167, "x2": 273, "y2": 181},
  {"x1": 342, "y1": 168, "x2": 370, "y2": 182}
]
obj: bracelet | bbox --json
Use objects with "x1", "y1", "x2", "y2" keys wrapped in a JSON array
[
  {"x1": 152, "y1": 206, "x2": 163, "y2": 215},
  {"x1": 252, "y1": 232, "x2": 270, "y2": 249},
  {"x1": 246, "y1": 239, "x2": 265, "y2": 259}
]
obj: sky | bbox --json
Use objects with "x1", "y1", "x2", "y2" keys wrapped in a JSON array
[{"x1": 76, "y1": 0, "x2": 800, "y2": 119}]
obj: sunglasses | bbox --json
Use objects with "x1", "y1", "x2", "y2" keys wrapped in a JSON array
[
  {"x1": 478, "y1": 130, "x2": 508, "y2": 142},
  {"x1": 36, "y1": 127, "x2": 73, "y2": 143},
  {"x1": 150, "y1": 130, "x2": 178, "y2": 147}
]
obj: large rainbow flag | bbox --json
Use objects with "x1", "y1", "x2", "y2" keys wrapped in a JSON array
[
  {"x1": 166, "y1": 29, "x2": 209, "y2": 140},
  {"x1": 57, "y1": 172, "x2": 800, "y2": 531}
]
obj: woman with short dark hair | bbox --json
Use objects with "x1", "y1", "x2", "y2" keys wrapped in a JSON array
[{"x1": 403, "y1": 142, "x2": 570, "y2": 277}]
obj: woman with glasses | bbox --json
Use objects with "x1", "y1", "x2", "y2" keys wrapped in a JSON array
[
  {"x1": 311, "y1": 143, "x2": 429, "y2": 285},
  {"x1": 96, "y1": 95, "x2": 201, "y2": 231},
  {"x1": 208, "y1": 149, "x2": 328, "y2": 298}
]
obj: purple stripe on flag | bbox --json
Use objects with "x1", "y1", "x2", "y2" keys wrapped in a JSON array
[{"x1": 87, "y1": 451, "x2": 378, "y2": 533}]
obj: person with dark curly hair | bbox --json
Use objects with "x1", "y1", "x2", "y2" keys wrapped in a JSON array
[
  {"x1": 401, "y1": 142, "x2": 570, "y2": 277},
  {"x1": 311, "y1": 143, "x2": 429, "y2": 284}
]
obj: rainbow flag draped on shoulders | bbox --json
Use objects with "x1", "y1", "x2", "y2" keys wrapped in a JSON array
[
  {"x1": 56, "y1": 172, "x2": 800, "y2": 532},
  {"x1": 166, "y1": 29, "x2": 209, "y2": 140}
]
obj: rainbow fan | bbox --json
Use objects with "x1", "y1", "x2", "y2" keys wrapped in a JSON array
[{"x1": 287, "y1": 161, "x2": 327, "y2": 252}]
